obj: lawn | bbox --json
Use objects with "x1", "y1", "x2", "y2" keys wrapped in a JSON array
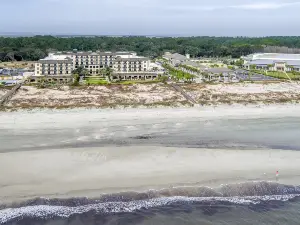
[
  {"x1": 85, "y1": 77, "x2": 109, "y2": 85},
  {"x1": 115, "y1": 80, "x2": 160, "y2": 85},
  {"x1": 266, "y1": 71, "x2": 300, "y2": 80},
  {"x1": 250, "y1": 70, "x2": 300, "y2": 80}
]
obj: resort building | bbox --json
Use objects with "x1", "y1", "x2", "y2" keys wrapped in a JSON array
[
  {"x1": 33, "y1": 51, "x2": 155, "y2": 82},
  {"x1": 243, "y1": 53, "x2": 300, "y2": 72},
  {"x1": 163, "y1": 52, "x2": 189, "y2": 66},
  {"x1": 113, "y1": 55, "x2": 149, "y2": 73},
  {"x1": 32, "y1": 54, "x2": 73, "y2": 83},
  {"x1": 35, "y1": 54, "x2": 73, "y2": 76}
]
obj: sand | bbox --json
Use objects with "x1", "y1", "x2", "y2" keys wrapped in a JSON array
[
  {"x1": 1, "y1": 146, "x2": 300, "y2": 203},
  {"x1": 3, "y1": 82, "x2": 300, "y2": 109},
  {"x1": 6, "y1": 84, "x2": 187, "y2": 109},
  {"x1": 0, "y1": 88, "x2": 10, "y2": 97},
  {"x1": 182, "y1": 82, "x2": 300, "y2": 104},
  {"x1": 1, "y1": 105, "x2": 300, "y2": 203}
]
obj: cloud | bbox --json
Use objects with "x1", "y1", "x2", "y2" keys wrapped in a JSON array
[
  {"x1": 230, "y1": 2, "x2": 300, "y2": 10},
  {"x1": 170, "y1": 1, "x2": 300, "y2": 11}
]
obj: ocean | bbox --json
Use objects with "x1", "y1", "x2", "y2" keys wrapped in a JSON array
[{"x1": 1, "y1": 106, "x2": 300, "y2": 225}]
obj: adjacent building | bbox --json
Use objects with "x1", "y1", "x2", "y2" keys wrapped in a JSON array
[
  {"x1": 243, "y1": 53, "x2": 300, "y2": 72},
  {"x1": 33, "y1": 51, "x2": 155, "y2": 83},
  {"x1": 163, "y1": 52, "x2": 189, "y2": 66},
  {"x1": 35, "y1": 54, "x2": 73, "y2": 76}
]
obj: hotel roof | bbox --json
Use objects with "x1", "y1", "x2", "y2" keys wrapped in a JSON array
[
  {"x1": 115, "y1": 56, "x2": 149, "y2": 62},
  {"x1": 53, "y1": 51, "x2": 137, "y2": 57},
  {"x1": 246, "y1": 53, "x2": 300, "y2": 61},
  {"x1": 38, "y1": 56, "x2": 73, "y2": 64},
  {"x1": 246, "y1": 59, "x2": 300, "y2": 67},
  {"x1": 164, "y1": 53, "x2": 187, "y2": 61}
]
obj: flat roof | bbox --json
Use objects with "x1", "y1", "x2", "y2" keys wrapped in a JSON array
[
  {"x1": 205, "y1": 68, "x2": 233, "y2": 73},
  {"x1": 38, "y1": 59, "x2": 73, "y2": 64},
  {"x1": 115, "y1": 56, "x2": 149, "y2": 62},
  {"x1": 163, "y1": 53, "x2": 187, "y2": 61},
  {"x1": 248, "y1": 53, "x2": 300, "y2": 61},
  {"x1": 247, "y1": 59, "x2": 300, "y2": 67}
]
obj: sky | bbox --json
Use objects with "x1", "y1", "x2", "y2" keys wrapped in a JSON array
[{"x1": 1, "y1": 0, "x2": 300, "y2": 37}]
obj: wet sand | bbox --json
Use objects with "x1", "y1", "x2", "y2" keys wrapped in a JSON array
[
  {"x1": 1, "y1": 105, "x2": 300, "y2": 204},
  {"x1": 1, "y1": 146, "x2": 300, "y2": 203}
]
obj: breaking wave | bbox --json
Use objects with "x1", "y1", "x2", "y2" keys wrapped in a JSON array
[{"x1": 1, "y1": 181, "x2": 300, "y2": 224}]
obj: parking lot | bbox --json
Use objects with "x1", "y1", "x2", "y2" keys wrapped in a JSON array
[{"x1": 234, "y1": 69, "x2": 278, "y2": 81}]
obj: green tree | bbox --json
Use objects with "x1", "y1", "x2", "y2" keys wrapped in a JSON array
[
  {"x1": 267, "y1": 64, "x2": 273, "y2": 70},
  {"x1": 235, "y1": 59, "x2": 244, "y2": 67},
  {"x1": 159, "y1": 75, "x2": 168, "y2": 83},
  {"x1": 250, "y1": 64, "x2": 256, "y2": 70},
  {"x1": 72, "y1": 66, "x2": 88, "y2": 77},
  {"x1": 101, "y1": 67, "x2": 114, "y2": 81},
  {"x1": 2, "y1": 36, "x2": 300, "y2": 61}
]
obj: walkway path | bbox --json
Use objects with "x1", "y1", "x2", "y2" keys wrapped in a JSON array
[
  {"x1": 0, "y1": 75, "x2": 32, "y2": 106},
  {"x1": 0, "y1": 83, "x2": 22, "y2": 106},
  {"x1": 169, "y1": 83, "x2": 198, "y2": 105}
]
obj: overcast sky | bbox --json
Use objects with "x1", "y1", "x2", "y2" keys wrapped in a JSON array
[{"x1": 1, "y1": 0, "x2": 300, "y2": 36}]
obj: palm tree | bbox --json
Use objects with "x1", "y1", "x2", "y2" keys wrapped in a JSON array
[
  {"x1": 250, "y1": 64, "x2": 256, "y2": 71},
  {"x1": 100, "y1": 67, "x2": 114, "y2": 82},
  {"x1": 72, "y1": 66, "x2": 89, "y2": 85},
  {"x1": 72, "y1": 66, "x2": 89, "y2": 78},
  {"x1": 267, "y1": 64, "x2": 273, "y2": 71}
]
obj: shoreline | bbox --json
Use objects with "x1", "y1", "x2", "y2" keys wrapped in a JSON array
[
  {"x1": 1, "y1": 146, "x2": 300, "y2": 204},
  {"x1": 1, "y1": 106, "x2": 300, "y2": 204}
]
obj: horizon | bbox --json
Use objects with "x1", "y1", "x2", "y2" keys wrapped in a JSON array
[
  {"x1": 1, "y1": 33, "x2": 300, "y2": 38},
  {"x1": 1, "y1": 0, "x2": 300, "y2": 36}
]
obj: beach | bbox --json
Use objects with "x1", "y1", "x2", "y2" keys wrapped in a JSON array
[
  {"x1": 1, "y1": 146, "x2": 300, "y2": 203},
  {"x1": 2, "y1": 105, "x2": 300, "y2": 224},
  {"x1": 2, "y1": 105, "x2": 300, "y2": 202}
]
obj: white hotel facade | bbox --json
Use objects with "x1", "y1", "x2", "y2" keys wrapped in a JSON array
[
  {"x1": 33, "y1": 51, "x2": 157, "y2": 83},
  {"x1": 243, "y1": 53, "x2": 300, "y2": 72}
]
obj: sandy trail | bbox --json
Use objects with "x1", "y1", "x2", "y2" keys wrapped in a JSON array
[{"x1": 1, "y1": 146, "x2": 300, "y2": 203}]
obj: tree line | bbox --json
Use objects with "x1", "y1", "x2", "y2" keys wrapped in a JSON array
[{"x1": 1, "y1": 36, "x2": 300, "y2": 62}]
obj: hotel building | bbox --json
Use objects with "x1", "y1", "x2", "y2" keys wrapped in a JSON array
[
  {"x1": 33, "y1": 51, "x2": 156, "y2": 83},
  {"x1": 243, "y1": 53, "x2": 300, "y2": 72}
]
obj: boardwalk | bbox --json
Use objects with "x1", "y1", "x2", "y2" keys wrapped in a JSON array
[
  {"x1": 0, "y1": 83, "x2": 22, "y2": 106},
  {"x1": 169, "y1": 83, "x2": 197, "y2": 105},
  {"x1": 0, "y1": 75, "x2": 32, "y2": 106}
]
